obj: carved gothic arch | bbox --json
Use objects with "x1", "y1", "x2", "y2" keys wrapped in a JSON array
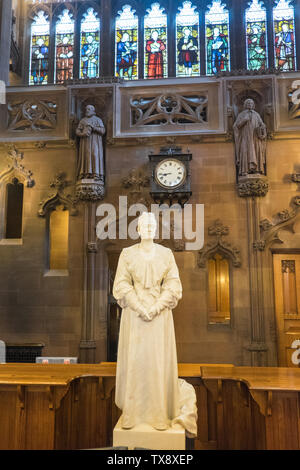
[
  {"x1": 197, "y1": 219, "x2": 242, "y2": 268},
  {"x1": 0, "y1": 148, "x2": 34, "y2": 240},
  {"x1": 38, "y1": 172, "x2": 78, "y2": 217}
]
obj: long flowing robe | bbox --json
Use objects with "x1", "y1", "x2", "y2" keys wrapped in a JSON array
[
  {"x1": 146, "y1": 39, "x2": 165, "y2": 79},
  {"x1": 76, "y1": 115, "x2": 105, "y2": 181},
  {"x1": 112, "y1": 243, "x2": 197, "y2": 437},
  {"x1": 233, "y1": 109, "x2": 267, "y2": 176}
]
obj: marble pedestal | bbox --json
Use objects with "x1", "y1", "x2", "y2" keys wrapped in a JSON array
[{"x1": 113, "y1": 418, "x2": 186, "y2": 450}]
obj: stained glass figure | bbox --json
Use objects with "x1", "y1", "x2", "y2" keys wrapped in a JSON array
[
  {"x1": 55, "y1": 9, "x2": 74, "y2": 83},
  {"x1": 115, "y1": 5, "x2": 138, "y2": 80},
  {"x1": 176, "y1": 1, "x2": 200, "y2": 77},
  {"x1": 246, "y1": 0, "x2": 268, "y2": 71},
  {"x1": 144, "y1": 3, "x2": 168, "y2": 79},
  {"x1": 273, "y1": 0, "x2": 296, "y2": 71},
  {"x1": 80, "y1": 8, "x2": 100, "y2": 79},
  {"x1": 29, "y1": 10, "x2": 50, "y2": 85},
  {"x1": 205, "y1": 0, "x2": 230, "y2": 75}
]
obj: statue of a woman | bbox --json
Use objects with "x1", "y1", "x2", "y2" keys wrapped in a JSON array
[
  {"x1": 112, "y1": 212, "x2": 197, "y2": 437},
  {"x1": 76, "y1": 104, "x2": 105, "y2": 182},
  {"x1": 233, "y1": 98, "x2": 267, "y2": 177}
]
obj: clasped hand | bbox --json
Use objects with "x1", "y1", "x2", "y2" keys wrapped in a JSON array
[{"x1": 137, "y1": 303, "x2": 161, "y2": 322}]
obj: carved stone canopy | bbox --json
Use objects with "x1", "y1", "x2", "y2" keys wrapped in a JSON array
[
  {"x1": 198, "y1": 220, "x2": 241, "y2": 268},
  {"x1": 39, "y1": 172, "x2": 78, "y2": 216},
  {"x1": 0, "y1": 146, "x2": 35, "y2": 187}
]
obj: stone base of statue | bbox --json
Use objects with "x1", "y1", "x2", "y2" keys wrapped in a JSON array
[
  {"x1": 75, "y1": 178, "x2": 105, "y2": 202},
  {"x1": 113, "y1": 418, "x2": 186, "y2": 450},
  {"x1": 237, "y1": 173, "x2": 269, "y2": 198}
]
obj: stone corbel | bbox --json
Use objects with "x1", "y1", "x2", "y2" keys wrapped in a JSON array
[
  {"x1": 38, "y1": 172, "x2": 78, "y2": 217},
  {"x1": 237, "y1": 175, "x2": 269, "y2": 198}
]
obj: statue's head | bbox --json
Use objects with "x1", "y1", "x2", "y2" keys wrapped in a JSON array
[
  {"x1": 137, "y1": 212, "x2": 157, "y2": 240},
  {"x1": 244, "y1": 98, "x2": 255, "y2": 111},
  {"x1": 85, "y1": 105, "x2": 96, "y2": 117}
]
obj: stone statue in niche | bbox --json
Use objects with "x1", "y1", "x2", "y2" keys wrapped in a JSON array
[
  {"x1": 112, "y1": 212, "x2": 197, "y2": 437},
  {"x1": 76, "y1": 104, "x2": 105, "y2": 182},
  {"x1": 233, "y1": 98, "x2": 267, "y2": 177}
]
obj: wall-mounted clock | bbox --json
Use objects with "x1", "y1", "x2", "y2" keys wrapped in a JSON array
[{"x1": 149, "y1": 147, "x2": 192, "y2": 207}]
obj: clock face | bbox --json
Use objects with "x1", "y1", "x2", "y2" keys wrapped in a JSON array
[{"x1": 155, "y1": 159, "x2": 186, "y2": 189}]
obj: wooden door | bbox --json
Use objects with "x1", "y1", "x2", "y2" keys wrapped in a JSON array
[{"x1": 273, "y1": 254, "x2": 300, "y2": 367}]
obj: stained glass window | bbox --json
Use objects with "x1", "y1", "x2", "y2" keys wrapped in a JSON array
[
  {"x1": 80, "y1": 8, "x2": 100, "y2": 79},
  {"x1": 205, "y1": 0, "x2": 230, "y2": 75},
  {"x1": 144, "y1": 3, "x2": 168, "y2": 79},
  {"x1": 176, "y1": 1, "x2": 200, "y2": 77},
  {"x1": 55, "y1": 9, "x2": 74, "y2": 84},
  {"x1": 115, "y1": 5, "x2": 138, "y2": 80},
  {"x1": 273, "y1": 0, "x2": 296, "y2": 72},
  {"x1": 246, "y1": 0, "x2": 268, "y2": 71},
  {"x1": 29, "y1": 10, "x2": 50, "y2": 85}
]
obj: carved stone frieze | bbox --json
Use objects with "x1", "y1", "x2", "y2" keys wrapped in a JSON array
[
  {"x1": 130, "y1": 94, "x2": 208, "y2": 127},
  {"x1": 8, "y1": 100, "x2": 57, "y2": 131},
  {"x1": 39, "y1": 172, "x2": 78, "y2": 216},
  {"x1": 198, "y1": 219, "x2": 241, "y2": 268},
  {"x1": 237, "y1": 175, "x2": 269, "y2": 198}
]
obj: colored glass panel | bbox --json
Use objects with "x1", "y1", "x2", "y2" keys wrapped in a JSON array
[
  {"x1": 29, "y1": 10, "x2": 50, "y2": 85},
  {"x1": 246, "y1": 0, "x2": 268, "y2": 71},
  {"x1": 80, "y1": 8, "x2": 100, "y2": 79},
  {"x1": 176, "y1": 1, "x2": 200, "y2": 77},
  {"x1": 205, "y1": 0, "x2": 230, "y2": 75},
  {"x1": 115, "y1": 5, "x2": 138, "y2": 80},
  {"x1": 55, "y1": 9, "x2": 74, "y2": 84},
  {"x1": 273, "y1": 0, "x2": 296, "y2": 72},
  {"x1": 144, "y1": 3, "x2": 168, "y2": 79}
]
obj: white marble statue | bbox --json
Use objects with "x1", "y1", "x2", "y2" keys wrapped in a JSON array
[{"x1": 112, "y1": 212, "x2": 197, "y2": 437}]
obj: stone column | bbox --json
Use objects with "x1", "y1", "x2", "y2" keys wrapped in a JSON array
[
  {"x1": 0, "y1": 0, "x2": 12, "y2": 85},
  {"x1": 79, "y1": 202, "x2": 98, "y2": 363},
  {"x1": 238, "y1": 177, "x2": 269, "y2": 366}
]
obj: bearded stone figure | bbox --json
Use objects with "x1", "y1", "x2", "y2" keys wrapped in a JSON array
[
  {"x1": 233, "y1": 98, "x2": 267, "y2": 177},
  {"x1": 76, "y1": 104, "x2": 105, "y2": 182},
  {"x1": 112, "y1": 212, "x2": 197, "y2": 437}
]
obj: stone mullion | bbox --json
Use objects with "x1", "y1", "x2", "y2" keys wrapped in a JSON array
[
  {"x1": 266, "y1": 0, "x2": 275, "y2": 69},
  {"x1": 74, "y1": 9, "x2": 80, "y2": 80},
  {"x1": 294, "y1": 0, "x2": 300, "y2": 71},
  {"x1": 0, "y1": 0, "x2": 12, "y2": 84},
  {"x1": 199, "y1": 0, "x2": 206, "y2": 76},
  {"x1": 49, "y1": 6, "x2": 56, "y2": 84},
  {"x1": 101, "y1": 0, "x2": 113, "y2": 78}
]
